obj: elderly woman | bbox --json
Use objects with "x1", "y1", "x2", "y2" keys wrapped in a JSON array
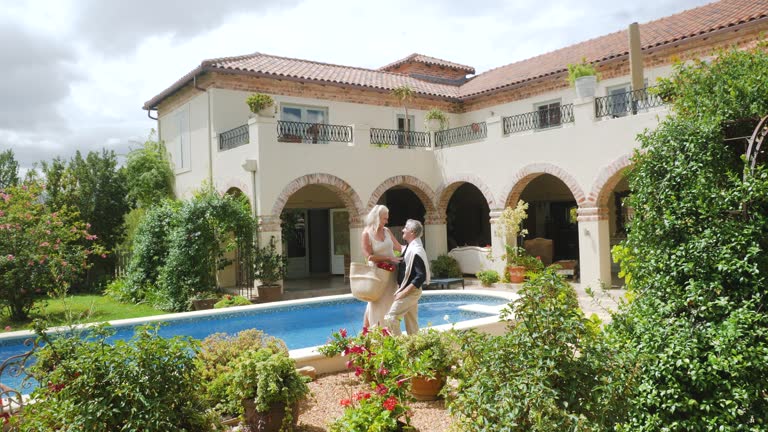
[{"x1": 361, "y1": 205, "x2": 402, "y2": 328}]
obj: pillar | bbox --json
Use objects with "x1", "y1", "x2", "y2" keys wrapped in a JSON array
[
  {"x1": 424, "y1": 214, "x2": 447, "y2": 259},
  {"x1": 576, "y1": 207, "x2": 612, "y2": 289},
  {"x1": 257, "y1": 215, "x2": 284, "y2": 293},
  {"x1": 488, "y1": 208, "x2": 509, "y2": 274}
]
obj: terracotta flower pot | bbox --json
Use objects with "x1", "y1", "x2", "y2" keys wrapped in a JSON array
[
  {"x1": 410, "y1": 374, "x2": 445, "y2": 401},
  {"x1": 257, "y1": 284, "x2": 282, "y2": 303},
  {"x1": 507, "y1": 265, "x2": 526, "y2": 284}
]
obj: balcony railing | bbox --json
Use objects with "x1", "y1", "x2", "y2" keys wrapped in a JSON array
[
  {"x1": 277, "y1": 121, "x2": 353, "y2": 144},
  {"x1": 370, "y1": 128, "x2": 431, "y2": 148},
  {"x1": 502, "y1": 104, "x2": 574, "y2": 134},
  {"x1": 219, "y1": 124, "x2": 249, "y2": 150},
  {"x1": 435, "y1": 122, "x2": 487, "y2": 148},
  {"x1": 594, "y1": 87, "x2": 664, "y2": 119}
]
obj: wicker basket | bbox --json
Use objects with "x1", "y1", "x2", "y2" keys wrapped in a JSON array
[{"x1": 349, "y1": 262, "x2": 389, "y2": 302}]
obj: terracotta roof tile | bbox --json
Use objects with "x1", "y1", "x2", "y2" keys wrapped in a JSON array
[
  {"x1": 144, "y1": 0, "x2": 768, "y2": 110},
  {"x1": 379, "y1": 53, "x2": 476, "y2": 74}
]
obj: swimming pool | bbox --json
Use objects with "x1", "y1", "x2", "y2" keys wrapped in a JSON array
[{"x1": 0, "y1": 290, "x2": 515, "y2": 391}]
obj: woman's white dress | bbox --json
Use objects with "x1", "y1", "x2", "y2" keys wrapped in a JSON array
[{"x1": 364, "y1": 228, "x2": 397, "y2": 328}]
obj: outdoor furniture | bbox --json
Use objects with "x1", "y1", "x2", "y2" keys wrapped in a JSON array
[
  {"x1": 426, "y1": 277, "x2": 465, "y2": 290},
  {"x1": 523, "y1": 237, "x2": 554, "y2": 266},
  {"x1": 447, "y1": 246, "x2": 493, "y2": 275}
]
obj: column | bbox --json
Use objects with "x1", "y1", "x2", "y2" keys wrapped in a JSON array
[
  {"x1": 424, "y1": 214, "x2": 447, "y2": 259},
  {"x1": 257, "y1": 215, "x2": 284, "y2": 293},
  {"x1": 576, "y1": 207, "x2": 612, "y2": 289}
]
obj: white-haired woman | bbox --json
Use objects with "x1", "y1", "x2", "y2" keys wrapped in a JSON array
[{"x1": 361, "y1": 204, "x2": 402, "y2": 328}]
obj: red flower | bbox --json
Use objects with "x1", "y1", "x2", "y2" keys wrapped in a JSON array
[
  {"x1": 362, "y1": 326, "x2": 369, "y2": 335},
  {"x1": 353, "y1": 391, "x2": 371, "y2": 401},
  {"x1": 339, "y1": 328, "x2": 347, "y2": 338},
  {"x1": 375, "y1": 383, "x2": 388, "y2": 395},
  {"x1": 376, "y1": 262, "x2": 395, "y2": 272},
  {"x1": 396, "y1": 377, "x2": 409, "y2": 387},
  {"x1": 340, "y1": 398, "x2": 352, "y2": 407},
  {"x1": 345, "y1": 360, "x2": 353, "y2": 369},
  {"x1": 354, "y1": 367, "x2": 364, "y2": 377},
  {"x1": 378, "y1": 366, "x2": 389, "y2": 376},
  {"x1": 381, "y1": 327, "x2": 391, "y2": 336},
  {"x1": 382, "y1": 396, "x2": 398, "y2": 411}
]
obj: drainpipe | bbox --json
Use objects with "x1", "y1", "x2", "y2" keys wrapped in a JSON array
[
  {"x1": 243, "y1": 159, "x2": 260, "y2": 248},
  {"x1": 628, "y1": 22, "x2": 644, "y2": 91},
  {"x1": 194, "y1": 75, "x2": 213, "y2": 183}
]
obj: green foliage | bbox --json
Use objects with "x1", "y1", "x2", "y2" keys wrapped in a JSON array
[
  {"x1": 448, "y1": 268, "x2": 626, "y2": 431},
  {"x1": 124, "y1": 130, "x2": 174, "y2": 208},
  {"x1": 475, "y1": 269, "x2": 500, "y2": 286},
  {"x1": 494, "y1": 201, "x2": 529, "y2": 247},
  {"x1": 21, "y1": 324, "x2": 219, "y2": 431},
  {"x1": 566, "y1": 57, "x2": 599, "y2": 85},
  {"x1": 197, "y1": 329, "x2": 287, "y2": 411},
  {"x1": 122, "y1": 200, "x2": 180, "y2": 303},
  {"x1": 424, "y1": 108, "x2": 449, "y2": 130},
  {"x1": 401, "y1": 328, "x2": 458, "y2": 378},
  {"x1": 41, "y1": 149, "x2": 130, "y2": 291},
  {"x1": 213, "y1": 294, "x2": 252, "y2": 308},
  {"x1": 329, "y1": 392, "x2": 409, "y2": 432},
  {"x1": 503, "y1": 245, "x2": 543, "y2": 271},
  {"x1": 609, "y1": 44, "x2": 768, "y2": 430},
  {"x1": 254, "y1": 236, "x2": 287, "y2": 286},
  {"x1": 0, "y1": 183, "x2": 106, "y2": 320},
  {"x1": 0, "y1": 148, "x2": 19, "y2": 189},
  {"x1": 430, "y1": 254, "x2": 462, "y2": 278},
  {"x1": 245, "y1": 93, "x2": 275, "y2": 114}
]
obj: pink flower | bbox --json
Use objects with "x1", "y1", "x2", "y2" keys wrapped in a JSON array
[
  {"x1": 5, "y1": 255, "x2": 13, "y2": 261},
  {"x1": 354, "y1": 367, "x2": 364, "y2": 377},
  {"x1": 100, "y1": 254, "x2": 107, "y2": 259},
  {"x1": 4, "y1": 326, "x2": 11, "y2": 332},
  {"x1": 39, "y1": 242, "x2": 49, "y2": 247},
  {"x1": 378, "y1": 367, "x2": 389, "y2": 376},
  {"x1": 381, "y1": 327, "x2": 391, "y2": 336},
  {"x1": 362, "y1": 326, "x2": 369, "y2": 335},
  {"x1": 340, "y1": 398, "x2": 352, "y2": 407},
  {"x1": 339, "y1": 328, "x2": 347, "y2": 338},
  {"x1": 396, "y1": 377, "x2": 409, "y2": 387},
  {"x1": 375, "y1": 383, "x2": 388, "y2": 395},
  {"x1": 0, "y1": 210, "x2": 4, "y2": 217},
  {"x1": 382, "y1": 396, "x2": 398, "y2": 411},
  {"x1": 345, "y1": 360, "x2": 353, "y2": 369}
]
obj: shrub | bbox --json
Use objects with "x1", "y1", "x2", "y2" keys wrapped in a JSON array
[
  {"x1": 401, "y1": 328, "x2": 458, "y2": 378},
  {"x1": 0, "y1": 183, "x2": 106, "y2": 320},
  {"x1": 430, "y1": 254, "x2": 462, "y2": 278},
  {"x1": 608, "y1": 44, "x2": 768, "y2": 430},
  {"x1": 475, "y1": 270, "x2": 499, "y2": 286},
  {"x1": 254, "y1": 236, "x2": 287, "y2": 286},
  {"x1": 448, "y1": 268, "x2": 625, "y2": 431},
  {"x1": 21, "y1": 324, "x2": 218, "y2": 431},
  {"x1": 213, "y1": 294, "x2": 251, "y2": 308}
]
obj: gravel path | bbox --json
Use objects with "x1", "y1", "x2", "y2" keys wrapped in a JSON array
[{"x1": 295, "y1": 371, "x2": 453, "y2": 432}]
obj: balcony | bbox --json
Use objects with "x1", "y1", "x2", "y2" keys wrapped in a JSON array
[
  {"x1": 277, "y1": 120, "x2": 353, "y2": 144},
  {"x1": 370, "y1": 128, "x2": 431, "y2": 149},
  {"x1": 435, "y1": 122, "x2": 487, "y2": 148},
  {"x1": 502, "y1": 104, "x2": 574, "y2": 134},
  {"x1": 219, "y1": 124, "x2": 249, "y2": 151},
  {"x1": 594, "y1": 87, "x2": 664, "y2": 119}
]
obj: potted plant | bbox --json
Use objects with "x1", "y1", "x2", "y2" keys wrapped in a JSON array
[
  {"x1": 401, "y1": 329, "x2": 458, "y2": 401},
  {"x1": 567, "y1": 57, "x2": 599, "y2": 99},
  {"x1": 504, "y1": 246, "x2": 544, "y2": 283},
  {"x1": 246, "y1": 93, "x2": 275, "y2": 117},
  {"x1": 254, "y1": 237, "x2": 288, "y2": 302},
  {"x1": 494, "y1": 201, "x2": 529, "y2": 283},
  {"x1": 215, "y1": 346, "x2": 309, "y2": 432},
  {"x1": 424, "y1": 108, "x2": 449, "y2": 132},
  {"x1": 189, "y1": 290, "x2": 221, "y2": 310}
]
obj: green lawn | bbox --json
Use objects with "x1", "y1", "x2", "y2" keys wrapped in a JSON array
[{"x1": 1, "y1": 295, "x2": 167, "y2": 331}]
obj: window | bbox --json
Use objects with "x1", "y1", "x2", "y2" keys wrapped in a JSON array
[
  {"x1": 173, "y1": 107, "x2": 190, "y2": 171},
  {"x1": 606, "y1": 83, "x2": 631, "y2": 118},
  {"x1": 280, "y1": 104, "x2": 328, "y2": 144},
  {"x1": 534, "y1": 100, "x2": 562, "y2": 130},
  {"x1": 396, "y1": 114, "x2": 415, "y2": 132}
]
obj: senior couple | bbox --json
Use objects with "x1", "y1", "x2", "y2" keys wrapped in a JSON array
[{"x1": 360, "y1": 205, "x2": 430, "y2": 336}]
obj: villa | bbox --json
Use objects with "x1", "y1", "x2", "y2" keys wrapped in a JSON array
[{"x1": 142, "y1": 0, "x2": 768, "y2": 290}]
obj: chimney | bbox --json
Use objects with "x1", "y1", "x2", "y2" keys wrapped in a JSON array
[{"x1": 628, "y1": 22, "x2": 644, "y2": 91}]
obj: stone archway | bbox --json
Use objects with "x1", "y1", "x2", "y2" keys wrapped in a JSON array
[
  {"x1": 367, "y1": 175, "x2": 439, "y2": 222},
  {"x1": 271, "y1": 173, "x2": 365, "y2": 227},
  {"x1": 503, "y1": 163, "x2": 587, "y2": 208},
  {"x1": 587, "y1": 153, "x2": 634, "y2": 208},
  {"x1": 436, "y1": 174, "x2": 498, "y2": 215}
]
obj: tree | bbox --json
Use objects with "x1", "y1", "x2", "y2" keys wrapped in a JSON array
[
  {"x1": 610, "y1": 44, "x2": 768, "y2": 429},
  {"x1": 391, "y1": 85, "x2": 414, "y2": 147},
  {"x1": 0, "y1": 149, "x2": 19, "y2": 189},
  {"x1": 0, "y1": 183, "x2": 105, "y2": 320},
  {"x1": 124, "y1": 130, "x2": 174, "y2": 208}
]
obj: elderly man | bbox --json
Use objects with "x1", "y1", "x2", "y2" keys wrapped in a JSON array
[{"x1": 383, "y1": 219, "x2": 431, "y2": 335}]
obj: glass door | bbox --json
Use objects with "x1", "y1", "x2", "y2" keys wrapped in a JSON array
[
  {"x1": 282, "y1": 209, "x2": 309, "y2": 278},
  {"x1": 329, "y1": 209, "x2": 350, "y2": 275},
  {"x1": 281, "y1": 105, "x2": 328, "y2": 144}
]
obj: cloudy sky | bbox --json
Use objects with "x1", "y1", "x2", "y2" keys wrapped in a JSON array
[{"x1": 1, "y1": 0, "x2": 714, "y2": 169}]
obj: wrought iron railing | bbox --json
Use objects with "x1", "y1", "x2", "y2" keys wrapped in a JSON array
[
  {"x1": 503, "y1": 104, "x2": 574, "y2": 134},
  {"x1": 435, "y1": 122, "x2": 487, "y2": 148},
  {"x1": 594, "y1": 87, "x2": 664, "y2": 119},
  {"x1": 0, "y1": 338, "x2": 38, "y2": 416},
  {"x1": 370, "y1": 128, "x2": 431, "y2": 148},
  {"x1": 277, "y1": 121, "x2": 353, "y2": 144},
  {"x1": 219, "y1": 124, "x2": 249, "y2": 151}
]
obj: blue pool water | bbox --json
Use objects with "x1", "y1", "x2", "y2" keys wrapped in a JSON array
[{"x1": 0, "y1": 292, "x2": 511, "y2": 391}]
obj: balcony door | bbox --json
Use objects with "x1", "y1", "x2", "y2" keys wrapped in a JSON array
[{"x1": 281, "y1": 105, "x2": 328, "y2": 144}]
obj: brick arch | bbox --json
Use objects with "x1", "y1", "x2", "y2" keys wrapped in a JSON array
[
  {"x1": 587, "y1": 153, "x2": 635, "y2": 208},
  {"x1": 223, "y1": 186, "x2": 250, "y2": 207},
  {"x1": 435, "y1": 175, "x2": 498, "y2": 215},
  {"x1": 502, "y1": 163, "x2": 586, "y2": 208},
  {"x1": 271, "y1": 173, "x2": 364, "y2": 226},
  {"x1": 219, "y1": 178, "x2": 249, "y2": 197},
  {"x1": 367, "y1": 175, "x2": 439, "y2": 223}
]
